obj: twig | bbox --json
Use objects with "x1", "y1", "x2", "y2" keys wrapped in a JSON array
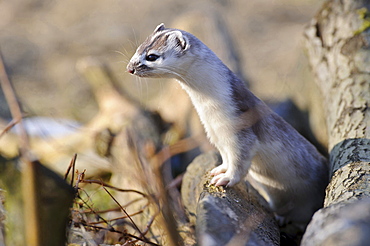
[
  {"x1": 64, "y1": 153, "x2": 77, "y2": 185},
  {"x1": 154, "y1": 135, "x2": 201, "y2": 166},
  {"x1": 74, "y1": 169, "x2": 86, "y2": 191},
  {"x1": 142, "y1": 210, "x2": 160, "y2": 236},
  {"x1": 72, "y1": 177, "x2": 158, "y2": 245},
  {"x1": 0, "y1": 117, "x2": 21, "y2": 138},
  {"x1": 0, "y1": 50, "x2": 30, "y2": 155},
  {"x1": 88, "y1": 209, "x2": 145, "y2": 225},
  {"x1": 78, "y1": 223, "x2": 98, "y2": 246},
  {"x1": 74, "y1": 221, "x2": 161, "y2": 246},
  {"x1": 102, "y1": 186, "x2": 150, "y2": 243},
  {"x1": 72, "y1": 169, "x2": 160, "y2": 243},
  {"x1": 166, "y1": 173, "x2": 184, "y2": 190},
  {"x1": 81, "y1": 179, "x2": 148, "y2": 198},
  {"x1": 75, "y1": 191, "x2": 114, "y2": 231},
  {"x1": 80, "y1": 197, "x2": 147, "y2": 214},
  {"x1": 73, "y1": 178, "x2": 116, "y2": 231}
]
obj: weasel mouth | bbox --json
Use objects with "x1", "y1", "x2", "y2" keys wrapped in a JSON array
[
  {"x1": 128, "y1": 70, "x2": 150, "y2": 77},
  {"x1": 127, "y1": 68, "x2": 146, "y2": 77},
  {"x1": 127, "y1": 63, "x2": 151, "y2": 76},
  {"x1": 128, "y1": 66, "x2": 154, "y2": 77}
]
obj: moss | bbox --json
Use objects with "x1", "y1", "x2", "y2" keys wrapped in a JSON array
[
  {"x1": 0, "y1": 160, "x2": 25, "y2": 246},
  {"x1": 354, "y1": 7, "x2": 370, "y2": 35}
]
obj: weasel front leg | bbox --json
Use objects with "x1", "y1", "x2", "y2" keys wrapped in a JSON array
[
  {"x1": 210, "y1": 134, "x2": 257, "y2": 187},
  {"x1": 210, "y1": 147, "x2": 253, "y2": 187},
  {"x1": 210, "y1": 152, "x2": 247, "y2": 187}
]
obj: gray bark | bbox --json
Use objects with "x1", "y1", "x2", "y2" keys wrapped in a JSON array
[{"x1": 302, "y1": 0, "x2": 370, "y2": 245}]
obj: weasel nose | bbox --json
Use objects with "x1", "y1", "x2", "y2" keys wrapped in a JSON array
[{"x1": 127, "y1": 63, "x2": 135, "y2": 74}]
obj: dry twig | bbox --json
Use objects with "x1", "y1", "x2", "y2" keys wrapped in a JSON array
[{"x1": 70, "y1": 168, "x2": 161, "y2": 245}]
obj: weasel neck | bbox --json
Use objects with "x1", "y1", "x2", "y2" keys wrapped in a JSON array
[
  {"x1": 176, "y1": 53, "x2": 260, "y2": 113},
  {"x1": 177, "y1": 55, "x2": 233, "y2": 102}
]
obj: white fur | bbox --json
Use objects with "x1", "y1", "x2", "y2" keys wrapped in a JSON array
[
  {"x1": 127, "y1": 24, "x2": 328, "y2": 226},
  {"x1": 176, "y1": 55, "x2": 246, "y2": 187}
]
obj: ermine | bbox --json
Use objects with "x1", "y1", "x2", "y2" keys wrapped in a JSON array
[{"x1": 127, "y1": 23, "x2": 328, "y2": 225}]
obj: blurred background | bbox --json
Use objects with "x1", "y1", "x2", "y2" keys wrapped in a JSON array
[{"x1": 0, "y1": 0, "x2": 322, "y2": 123}]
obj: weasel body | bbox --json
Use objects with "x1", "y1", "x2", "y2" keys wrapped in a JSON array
[{"x1": 127, "y1": 24, "x2": 328, "y2": 225}]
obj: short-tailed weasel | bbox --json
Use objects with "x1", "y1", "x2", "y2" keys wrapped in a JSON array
[{"x1": 127, "y1": 23, "x2": 328, "y2": 225}]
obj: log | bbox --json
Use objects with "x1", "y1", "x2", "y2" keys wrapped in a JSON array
[
  {"x1": 302, "y1": 0, "x2": 370, "y2": 244},
  {"x1": 181, "y1": 152, "x2": 280, "y2": 246}
]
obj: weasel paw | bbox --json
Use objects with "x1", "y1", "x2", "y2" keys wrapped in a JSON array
[
  {"x1": 210, "y1": 173, "x2": 240, "y2": 187},
  {"x1": 210, "y1": 164, "x2": 227, "y2": 176}
]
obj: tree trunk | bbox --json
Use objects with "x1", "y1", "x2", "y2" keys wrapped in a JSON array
[{"x1": 302, "y1": 0, "x2": 370, "y2": 245}]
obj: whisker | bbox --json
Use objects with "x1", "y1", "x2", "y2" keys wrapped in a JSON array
[
  {"x1": 158, "y1": 78, "x2": 165, "y2": 107},
  {"x1": 114, "y1": 50, "x2": 130, "y2": 60},
  {"x1": 115, "y1": 60, "x2": 130, "y2": 65},
  {"x1": 131, "y1": 26, "x2": 141, "y2": 48},
  {"x1": 144, "y1": 77, "x2": 149, "y2": 108},
  {"x1": 137, "y1": 77, "x2": 143, "y2": 102}
]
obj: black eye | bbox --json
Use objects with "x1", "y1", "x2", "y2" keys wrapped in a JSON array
[{"x1": 146, "y1": 54, "x2": 160, "y2": 62}]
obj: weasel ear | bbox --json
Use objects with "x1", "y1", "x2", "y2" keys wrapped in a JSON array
[
  {"x1": 168, "y1": 30, "x2": 190, "y2": 51},
  {"x1": 154, "y1": 23, "x2": 165, "y2": 33}
]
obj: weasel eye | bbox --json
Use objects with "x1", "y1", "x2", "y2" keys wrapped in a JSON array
[{"x1": 146, "y1": 54, "x2": 160, "y2": 62}]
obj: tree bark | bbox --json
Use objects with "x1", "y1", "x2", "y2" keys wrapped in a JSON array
[
  {"x1": 181, "y1": 152, "x2": 280, "y2": 246},
  {"x1": 302, "y1": 0, "x2": 370, "y2": 245}
]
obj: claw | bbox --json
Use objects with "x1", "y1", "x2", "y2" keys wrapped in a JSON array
[
  {"x1": 210, "y1": 173, "x2": 230, "y2": 187},
  {"x1": 210, "y1": 164, "x2": 227, "y2": 176},
  {"x1": 215, "y1": 178, "x2": 230, "y2": 187},
  {"x1": 210, "y1": 172, "x2": 241, "y2": 187},
  {"x1": 210, "y1": 175, "x2": 220, "y2": 185}
]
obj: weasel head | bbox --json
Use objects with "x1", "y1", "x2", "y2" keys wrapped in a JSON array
[{"x1": 127, "y1": 23, "x2": 193, "y2": 79}]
